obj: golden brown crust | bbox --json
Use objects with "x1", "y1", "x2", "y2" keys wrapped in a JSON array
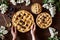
[
  {"x1": 31, "y1": 3, "x2": 42, "y2": 14},
  {"x1": 12, "y1": 10, "x2": 34, "y2": 33},
  {"x1": 36, "y1": 12, "x2": 52, "y2": 29}
]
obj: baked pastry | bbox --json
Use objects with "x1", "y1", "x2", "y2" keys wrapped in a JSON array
[
  {"x1": 36, "y1": 12, "x2": 52, "y2": 29},
  {"x1": 12, "y1": 10, "x2": 34, "y2": 33},
  {"x1": 31, "y1": 3, "x2": 42, "y2": 14}
]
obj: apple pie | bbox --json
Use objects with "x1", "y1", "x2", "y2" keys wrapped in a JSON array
[
  {"x1": 12, "y1": 10, "x2": 34, "y2": 33},
  {"x1": 36, "y1": 12, "x2": 52, "y2": 29},
  {"x1": 31, "y1": 3, "x2": 42, "y2": 14}
]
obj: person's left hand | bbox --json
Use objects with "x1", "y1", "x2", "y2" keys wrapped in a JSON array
[{"x1": 11, "y1": 27, "x2": 17, "y2": 40}]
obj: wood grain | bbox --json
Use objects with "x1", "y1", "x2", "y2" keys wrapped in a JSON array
[{"x1": 0, "y1": 0, "x2": 60, "y2": 40}]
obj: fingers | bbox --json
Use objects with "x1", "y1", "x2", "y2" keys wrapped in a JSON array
[
  {"x1": 31, "y1": 23, "x2": 36, "y2": 31},
  {"x1": 11, "y1": 27, "x2": 14, "y2": 34},
  {"x1": 31, "y1": 24, "x2": 34, "y2": 30},
  {"x1": 33, "y1": 23, "x2": 36, "y2": 31},
  {"x1": 15, "y1": 27, "x2": 17, "y2": 34},
  {"x1": 11, "y1": 27, "x2": 17, "y2": 34},
  {"x1": 11, "y1": 26, "x2": 13, "y2": 31}
]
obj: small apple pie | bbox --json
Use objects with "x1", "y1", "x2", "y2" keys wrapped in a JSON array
[
  {"x1": 36, "y1": 12, "x2": 52, "y2": 29},
  {"x1": 12, "y1": 10, "x2": 34, "y2": 33},
  {"x1": 31, "y1": 3, "x2": 42, "y2": 14}
]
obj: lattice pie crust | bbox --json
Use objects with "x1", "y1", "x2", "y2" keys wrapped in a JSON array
[
  {"x1": 12, "y1": 10, "x2": 34, "y2": 33},
  {"x1": 36, "y1": 12, "x2": 52, "y2": 29},
  {"x1": 31, "y1": 3, "x2": 42, "y2": 14}
]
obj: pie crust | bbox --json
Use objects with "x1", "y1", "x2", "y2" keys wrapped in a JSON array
[
  {"x1": 36, "y1": 12, "x2": 52, "y2": 29},
  {"x1": 31, "y1": 3, "x2": 42, "y2": 14},
  {"x1": 12, "y1": 10, "x2": 34, "y2": 33}
]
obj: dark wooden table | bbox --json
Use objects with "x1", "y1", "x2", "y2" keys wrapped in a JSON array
[{"x1": 0, "y1": 0, "x2": 60, "y2": 40}]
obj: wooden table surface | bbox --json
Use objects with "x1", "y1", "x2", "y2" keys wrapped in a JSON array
[{"x1": 0, "y1": 0, "x2": 60, "y2": 40}]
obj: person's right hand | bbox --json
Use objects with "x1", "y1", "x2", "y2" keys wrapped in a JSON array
[
  {"x1": 31, "y1": 23, "x2": 36, "y2": 40},
  {"x1": 31, "y1": 23, "x2": 36, "y2": 35},
  {"x1": 11, "y1": 27, "x2": 17, "y2": 40}
]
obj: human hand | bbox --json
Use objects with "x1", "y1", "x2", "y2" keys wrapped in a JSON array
[
  {"x1": 11, "y1": 27, "x2": 17, "y2": 40},
  {"x1": 31, "y1": 23, "x2": 36, "y2": 40},
  {"x1": 31, "y1": 23, "x2": 36, "y2": 35}
]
